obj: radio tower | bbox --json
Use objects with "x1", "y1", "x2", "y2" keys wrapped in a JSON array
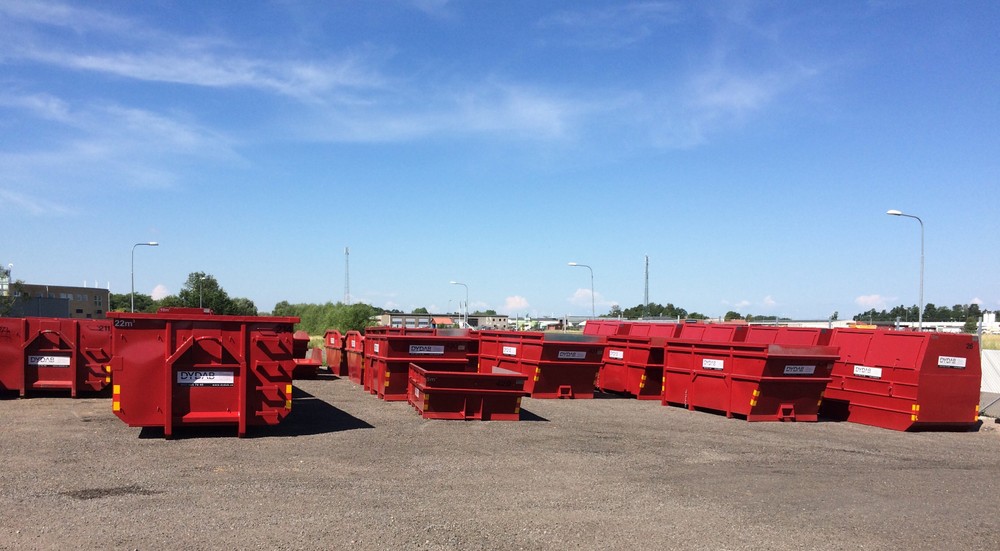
[
  {"x1": 643, "y1": 255, "x2": 649, "y2": 319},
  {"x1": 344, "y1": 246, "x2": 351, "y2": 305}
]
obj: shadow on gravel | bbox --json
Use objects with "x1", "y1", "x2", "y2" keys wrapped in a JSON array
[
  {"x1": 593, "y1": 391, "x2": 631, "y2": 400},
  {"x1": 519, "y1": 408, "x2": 548, "y2": 422},
  {"x1": 136, "y1": 387, "x2": 374, "y2": 439}
]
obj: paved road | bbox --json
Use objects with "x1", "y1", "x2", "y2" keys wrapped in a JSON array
[{"x1": 1, "y1": 376, "x2": 998, "y2": 550}]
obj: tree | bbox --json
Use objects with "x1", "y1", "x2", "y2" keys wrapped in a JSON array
[
  {"x1": 110, "y1": 292, "x2": 155, "y2": 313},
  {"x1": 471, "y1": 309, "x2": 498, "y2": 316},
  {"x1": 413, "y1": 307, "x2": 429, "y2": 314},
  {"x1": 0, "y1": 279, "x2": 25, "y2": 317},
  {"x1": 830, "y1": 311, "x2": 839, "y2": 321},
  {"x1": 724, "y1": 311, "x2": 743, "y2": 321},
  {"x1": 606, "y1": 304, "x2": 623, "y2": 318}
]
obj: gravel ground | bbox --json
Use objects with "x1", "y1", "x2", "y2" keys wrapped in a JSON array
[{"x1": 1, "y1": 375, "x2": 999, "y2": 550}]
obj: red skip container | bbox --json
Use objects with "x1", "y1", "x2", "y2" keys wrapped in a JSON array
[
  {"x1": 408, "y1": 362, "x2": 528, "y2": 420},
  {"x1": 822, "y1": 329, "x2": 982, "y2": 431},
  {"x1": 599, "y1": 322, "x2": 682, "y2": 399},
  {"x1": 344, "y1": 330, "x2": 365, "y2": 385},
  {"x1": 323, "y1": 329, "x2": 347, "y2": 376},
  {"x1": 363, "y1": 327, "x2": 476, "y2": 401},
  {"x1": 478, "y1": 331, "x2": 605, "y2": 399},
  {"x1": 107, "y1": 308, "x2": 299, "y2": 438},
  {"x1": 0, "y1": 317, "x2": 112, "y2": 397}
]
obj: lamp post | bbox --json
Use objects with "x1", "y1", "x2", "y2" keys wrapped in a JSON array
[
  {"x1": 567, "y1": 262, "x2": 595, "y2": 319},
  {"x1": 198, "y1": 275, "x2": 205, "y2": 308},
  {"x1": 449, "y1": 281, "x2": 468, "y2": 328},
  {"x1": 3, "y1": 263, "x2": 11, "y2": 297},
  {"x1": 131, "y1": 242, "x2": 159, "y2": 312},
  {"x1": 886, "y1": 209, "x2": 923, "y2": 331}
]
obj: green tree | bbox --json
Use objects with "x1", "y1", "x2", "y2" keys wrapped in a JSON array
[
  {"x1": 110, "y1": 292, "x2": 155, "y2": 312},
  {"x1": 413, "y1": 307, "x2": 429, "y2": 314},
  {"x1": 606, "y1": 304, "x2": 623, "y2": 318},
  {"x1": 0, "y1": 279, "x2": 25, "y2": 317},
  {"x1": 724, "y1": 310, "x2": 743, "y2": 321}
]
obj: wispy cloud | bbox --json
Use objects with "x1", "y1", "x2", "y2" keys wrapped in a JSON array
[
  {"x1": 504, "y1": 295, "x2": 530, "y2": 311},
  {"x1": 538, "y1": 2, "x2": 684, "y2": 49},
  {"x1": 0, "y1": 188, "x2": 71, "y2": 216}
]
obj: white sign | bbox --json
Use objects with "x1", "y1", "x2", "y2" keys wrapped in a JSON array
[
  {"x1": 176, "y1": 370, "x2": 234, "y2": 386},
  {"x1": 784, "y1": 365, "x2": 816, "y2": 376},
  {"x1": 558, "y1": 351, "x2": 587, "y2": 360},
  {"x1": 409, "y1": 344, "x2": 444, "y2": 355},
  {"x1": 502, "y1": 346, "x2": 518, "y2": 356},
  {"x1": 329, "y1": 337, "x2": 336, "y2": 345},
  {"x1": 853, "y1": 365, "x2": 883, "y2": 379},
  {"x1": 28, "y1": 355, "x2": 71, "y2": 367},
  {"x1": 373, "y1": 343, "x2": 380, "y2": 354},
  {"x1": 609, "y1": 349, "x2": 625, "y2": 360},
  {"x1": 702, "y1": 358, "x2": 724, "y2": 370},
  {"x1": 938, "y1": 356, "x2": 967, "y2": 369},
  {"x1": 350, "y1": 339, "x2": 356, "y2": 348}
]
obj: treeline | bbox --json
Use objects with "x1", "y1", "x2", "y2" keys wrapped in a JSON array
[
  {"x1": 853, "y1": 303, "x2": 984, "y2": 324},
  {"x1": 272, "y1": 301, "x2": 382, "y2": 335},
  {"x1": 606, "y1": 303, "x2": 709, "y2": 320}
]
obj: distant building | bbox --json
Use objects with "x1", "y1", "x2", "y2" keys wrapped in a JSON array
[
  {"x1": 373, "y1": 312, "x2": 510, "y2": 330},
  {"x1": 10, "y1": 283, "x2": 110, "y2": 319}
]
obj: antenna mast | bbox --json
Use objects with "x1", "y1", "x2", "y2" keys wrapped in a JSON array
[
  {"x1": 644, "y1": 255, "x2": 649, "y2": 318},
  {"x1": 344, "y1": 246, "x2": 351, "y2": 305}
]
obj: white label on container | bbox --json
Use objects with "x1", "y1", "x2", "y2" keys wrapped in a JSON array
[
  {"x1": 329, "y1": 337, "x2": 336, "y2": 345},
  {"x1": 702, "y1": 358, "x2": 724, "y2": 370},
  {"x1": 938, "y1": 356, "x2": 967, "y2": 369},
  {"x1": 558, "y1": 350, "x2": 587, "y2": 360},
  {"x1": 350, "y1": 339, "x2": 356, "y2": 348},
  {"x1": 784, "y1": 365, "x2": 816, "y2": 376},
  {"x1": 609, "y1": 349, "x2": 625, "y2": 360},
  {"x1": 373, "y1": 343, "x2": 380, "y2": 354},
  {"x1": 409, "y1": 344, "x2": 444, "y2": 355},
  {"x1": 853, "y1": 365, "x2": 883, "y2": 379},
  {"x1": 176, "y1": 370, "x2": 234, "y2": 386},
  {"x1": 28, "y1": 355, "x2": 71, "y2": 367},
  {"x1": 502, "y1": 346, "x2": 517, "y2": 356}
]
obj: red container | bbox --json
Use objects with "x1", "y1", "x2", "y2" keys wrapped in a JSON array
[
  {"x1": 107, "y1": 309, "x2": 299, "y2": 438},
  {"x1": 582, "y1": 320, "x2": 630, "y2": 336},
  {"x1": 599, "y1": 323, "x2": 682, "y2": 399},
  {"x1": 364, "y1": 327, "x2": 475, "y2": 401},
  {"x1": 478, "y1": 331, "x2": 604, "y2": 399},
  {"x1": 408, "y1": 362, "x2": 528, "y2": 420},
  {"x1": 0, "y1": 317, "x2": 113, "y2": 397},
  {"x1": 292, "y1": 330, "x2": 323, "y2": 379},
  {"x1": 323, "y1": 329, "x2": 347, "y2": 376},
  {"x1": 344, "y1": 330, "x2": 365, "y2": 385},
  {"x1": 663, "y1": 326, "x2": 837, "y2": 421},
  {"x1": 822, "y1": 329, "x2": 982, "y2": 431}
]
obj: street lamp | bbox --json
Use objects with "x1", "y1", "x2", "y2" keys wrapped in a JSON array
[
  {"x1": 567, "y1": 262, "x2": 595, "y2": 319},
  {"x1": 886, "y1": 209, "x2": 924, "y2": 331},
  {"x1": 131, "y1": 242, "x2": 159, "y2": 312},
  {"x1": 198, "y1": 275, "x2": 205, "y2": 308},
  {"x1": 449, "y1": 281, "x2": 468, "y2": 328}
]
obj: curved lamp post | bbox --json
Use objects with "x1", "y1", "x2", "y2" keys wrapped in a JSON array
[
  {"x1": 131, "y1": 242, "x2": 159, "y2": 312},
  {"x1": 449, "y1": 281, "x2": 469, "y2": 328},
  {"x1": 886, "y1": 209, "x2": 923, "y2": 331},
  {"x1": 567, "y1": 262, "x2": 595, "y2": 319}
]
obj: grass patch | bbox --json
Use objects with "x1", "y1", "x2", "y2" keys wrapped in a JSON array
[{"x1": 982, "y1": 334, "x2": 1000, "y2": 350}]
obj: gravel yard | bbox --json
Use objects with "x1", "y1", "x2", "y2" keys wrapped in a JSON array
[{"x1": 2, "y1": 375, "x2": 999, "y2": 550}]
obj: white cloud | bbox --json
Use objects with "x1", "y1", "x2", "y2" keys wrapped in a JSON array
[
  {"x1": 151, "y1": 284, "x2": 170, "y2": 300},
  {"x1": 762, "y1": 295, "x2": 777, "y2": 308},
  {"x1": 855, "y1": 294, "x2": 894, "y2": 309},
  {"x1": 735, "y1": 300, "x2": 751, "y2": 309},
  {"x1": 504, "y1": 295, "x2": 530, "y2": 311},
  {"x1": 971, "y1": 297, "x2": 983, "y2": 305},
  {"x1": 0, "y1": 189, "x2": 71, "y2": 216},
  {"x1": 538, "y1": 2, "x2": 683, "y2": 49}
]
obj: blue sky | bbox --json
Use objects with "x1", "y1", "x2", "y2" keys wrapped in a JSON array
[{"x1": 2, "y1": 1, "x2": 998, "y2": 319}]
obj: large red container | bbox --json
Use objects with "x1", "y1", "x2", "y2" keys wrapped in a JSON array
[
  {"x1": 662, "y1": 326, "x2": 837, "y2": 421},
  {"x1": 478, "y1": 331, "x2": 604, "y2": 399},
  {"x1": 107, "y1": 309, "x2": 299, "y2": 438},
  {"x1": 323, "y1": 329, "x2": 347, "y2": 376},
  {"x1": 364, "y1": 327, "x2": 476, "y2": 401},
  {"x1": 408, "y1": 362, "x2": 528, "y2": 420},
  {"x1": 822, "y1": 329, "x2": 982, "y2": 431},
  {"x1": 344, "y1": 330, "x2": 365, "y2": 385},
  {"x1": 598, "y1": 323, "x2": 681, "y2": 399},
  {"x1": 0, "y1": 317, "x2": 113, "y2": 397}
]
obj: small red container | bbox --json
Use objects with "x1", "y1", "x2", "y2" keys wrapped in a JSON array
[
  {"x1": 323, "y1": 329, "x2": 347, "y2": 376},
  {"x1": 364, "y1": 327, "x2": 475, "y2": 401},
  {"x1": 344, "y1": 330, "x2": 365, "y2": 385},
  {"x1": 598, "y1": 323, "x2": 681, "y2": 399},
  {"x1": 408, "y1": 362, "x2": 528, "y2": 420}
]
